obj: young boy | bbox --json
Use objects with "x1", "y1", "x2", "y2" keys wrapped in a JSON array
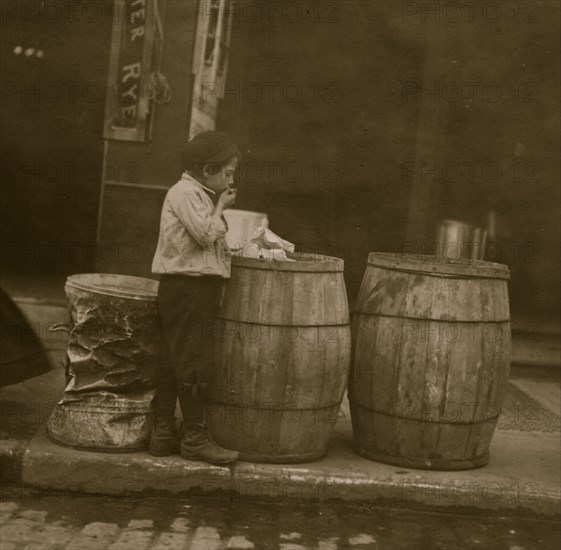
[{"x1": 151, "y1": 131, "x2": 240, "y2": 464}]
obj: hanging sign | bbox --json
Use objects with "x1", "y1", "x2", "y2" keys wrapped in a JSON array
[
  {"x1": 189, "y1": 0, "x2": 233, "y2": 138},
  {"x1": 104, "y1": 0, "x2": 155, "y2": 141}
]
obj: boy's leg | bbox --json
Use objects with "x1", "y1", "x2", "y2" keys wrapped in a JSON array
[
  {"x1": 177, "y1": 295, "x2": 215, "y2": 431},
  {"x1": 149, "y1": 364, "x2": 179, "y2": 456},
  {"x1": 157, "y1": 275, "x2": 238, "y2": 464},
  {"x1": 153, "y1": 354, "x2": 178, "y2": 419},
  {"x1": 177, "y1": 384, "x2": 204, "y2": 428},
  {"x1": 168, "y1": 277, "x2": 238, "y2": 464},
  {"x1": 158, "y1": 275, "x2": 219, "y2": 426},
  {"x1": 149, "y1": 276, "x2": 183, "y2": 456}
]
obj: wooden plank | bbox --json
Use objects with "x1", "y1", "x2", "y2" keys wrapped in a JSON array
[
  {"x1": 357, "y1": 266, "x2": 410, "y2": 317},
  {"x1": 404, "y1": 273, "x2": 434, "y2": 319},
  {"x1": 395, "y1": 320, "x2": 426, "y2": 420}
]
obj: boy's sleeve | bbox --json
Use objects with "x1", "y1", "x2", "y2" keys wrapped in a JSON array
[{"x1": 173, "y1": 188, "x2": 227, "y2": 246}]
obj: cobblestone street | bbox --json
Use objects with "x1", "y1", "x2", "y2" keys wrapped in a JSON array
[{"x1": 1, "y1": 485, "x2": 559, "y2": 549}]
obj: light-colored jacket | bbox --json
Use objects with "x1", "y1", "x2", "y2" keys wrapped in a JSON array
[{"x1": 152, "y1": 173, "x2": 230, "y2": 278}]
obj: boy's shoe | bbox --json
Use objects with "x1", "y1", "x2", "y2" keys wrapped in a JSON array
[
  {"x1": 180, "y1": 423, "x2": 239, "y2": 465},
  {"x1": 149, "y1": 419, "x2": 179, "y2": 456}
]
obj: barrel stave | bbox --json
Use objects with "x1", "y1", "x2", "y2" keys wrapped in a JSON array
[
  {"x1": 221, "y1": 267, "x2": 348, "y2": 326},
  {"x1": 480, "y1": 324, "x2": 511, "y2": 418},
  {"x1": 210, "y1": 322, "x2": 350, "y2": 410},
  {"x1": 209, "y1": 403, "x2": 335, "y2": 462},
  {"x1": 353, "y1": 315, "x2": 510, "y2": 423},
  {"x1": 351, "y1": 315, "x2": 400, "y2": 414},
  {"x1": 358, "y1": 266, "x2": 509, "y2": 323},
  {"x1": 356, "y1": 266, "x2": 409, "y2": 318},
  {"x1": 352, "y1": 412, "x2": 496, "y2": 469}
]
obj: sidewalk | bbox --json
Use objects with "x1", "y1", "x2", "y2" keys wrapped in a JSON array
[{"x1": 1, "y1": 277, "x2": 560, "y2": 518}]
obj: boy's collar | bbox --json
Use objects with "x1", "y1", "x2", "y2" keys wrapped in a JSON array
[{"x1": 181, "y1": 171, "x2": 216, "y2": 195}]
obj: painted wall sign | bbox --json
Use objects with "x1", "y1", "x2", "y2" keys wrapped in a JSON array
[
  {"x1": 104, "y1": 0, "x2": 155, "y2": 141},
  {"x1": 189, "y1": 0, "x2": 234, "y2": 138}
]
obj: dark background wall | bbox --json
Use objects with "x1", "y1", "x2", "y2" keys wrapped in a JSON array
[
  {"x1": 1, "y1": 0, "x2": 114, "y2": 274},
  {"x1": 400, "y1": 1, "x2": 561, "y2": 324},
  {"x1": 220, "y1": 0, "x2": 560, "y2": 323},
  {"x1": 1, "y1": 0, "x2": 559, "y2": 328},
  {"x1": 219, "y1": 1, "x2": 424, "y2": 302}
]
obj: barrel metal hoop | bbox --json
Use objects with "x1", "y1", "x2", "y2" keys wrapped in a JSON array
[
  {"x1": 352, "y1": 311, "x2": 511, "y2": 324},
  {"x1": 205, "y1": 399, "x2": 341, "y2": 412},
  {"x1": 366, "y1": 265, "x2": 509, "y2": 280},
  {"x1": 231, "y1": 264, "x2": 343, "y2": 274},
  {"x1": 351, "y1": 404, "x2": 501, "y2": 426},
  {"x1": 215, "y1": 316, "x2": 350, "y2": 328}
]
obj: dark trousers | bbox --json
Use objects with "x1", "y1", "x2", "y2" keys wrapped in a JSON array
[{"x1": 154, "y1": 274, "x2": 224, "y2": 427}]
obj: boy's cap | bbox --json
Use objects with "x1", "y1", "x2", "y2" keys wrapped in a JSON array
[{"x1": 181, "y1": 131, "x2": 240, "y2": 168}]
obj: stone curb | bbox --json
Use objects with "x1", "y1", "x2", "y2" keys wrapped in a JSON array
[{"x1": 1, "y1": 425, "x2": 558, "y2": 519}]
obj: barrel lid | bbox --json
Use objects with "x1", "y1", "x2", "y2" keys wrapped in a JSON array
[
  {"x1": 232, "y1": 252, "x2": 344, "y2": 272},
  {"x1": 367, "y1": 253, "x2": 510, "y2": 279},
  {"x1": 65, "y1": 274, "x2": 159, "y2": 300}
]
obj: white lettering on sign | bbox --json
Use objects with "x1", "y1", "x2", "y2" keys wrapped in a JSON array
[
  {"x1": 122, "y1": 84, "x2": 138, "y2": 101},
  {"x1": 131, "y1": 26, "x2": 145, "y2": 40},
  {"x1": 121, "y1": 63, "x2": 141, "y2": 119},
  {"x1": 122, "y1": 63, "x2": 141, "y2": 83},
  {"x1": 131, "y1": 8, "x2": 145, "y2": 23},
  {"x1": 122, "y1": 105, "x2": 137, "y2": 118},
  {"x1": 130, "y1": 0, "x2": 146, "y2": 40},
  {"x1": 105, "y1": 0, "x2": 154, "y2": 139}
]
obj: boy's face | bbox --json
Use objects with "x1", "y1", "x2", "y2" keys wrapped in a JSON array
[{"x1": 204, "y1": 157, "x2": 238, "y2": 195}]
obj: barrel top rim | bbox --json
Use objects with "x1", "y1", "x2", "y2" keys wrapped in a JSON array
[
  {"x1": 232, "y1": 252, "x2": 344, "y2": 272},
  {"x1": 366, "y1": 252, "x2": 510, "y2": 279},
  {"x1": 65, "y1": 273, "x2": 159, "y2": 300}
]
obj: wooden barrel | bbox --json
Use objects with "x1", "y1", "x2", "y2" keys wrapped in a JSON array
[
  {"x1": 349, "y1": 253, "x2": 511, "y2": 470},
  {"x1": 47, "y1": 274, "x2": 161, "y2": 452},
  {"x1": 206, "y1": 253, "x2": 351, "y2": 463}
]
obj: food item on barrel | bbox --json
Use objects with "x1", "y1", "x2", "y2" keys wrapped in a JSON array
[{"x1": 235, "y1": 227, "x2": 295, "y2": 261}]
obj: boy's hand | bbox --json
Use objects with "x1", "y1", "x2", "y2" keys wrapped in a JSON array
[{"x1": 217, "y1": 188, "x2": 237, "y2": 210}]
